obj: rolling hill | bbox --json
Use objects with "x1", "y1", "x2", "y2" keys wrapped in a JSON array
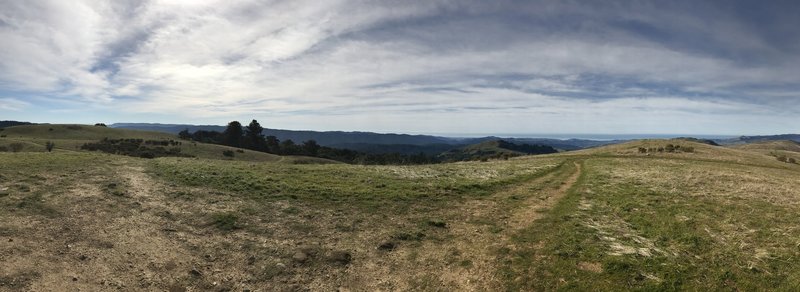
[
  {"x1": 2, "y1": 128, "x2": 799, "y2": 291},
  {"x1": 0, "y1": 124, "x2": 336, "y2": 164}
]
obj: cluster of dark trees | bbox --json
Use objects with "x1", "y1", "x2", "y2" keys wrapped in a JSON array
[
  {"x1": 81, "y1": 138, "x2": 193, "y2": 159},
  {"x1": 637, "y1": 144, "x2": 694, "y2": 154},
  {"x1": 179, "y1": 120, "x2": 440, "y2": 164},
  {"x1": 495, "y1": 140, "x2": 559, "y2": 155},
  {"x1": 0, "y1": 120, "x2": 33, "y2": 128}
]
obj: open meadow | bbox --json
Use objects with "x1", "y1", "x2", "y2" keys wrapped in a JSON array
[{"x1": 2, "y1": 126, "x2": 800, "y2": 291}]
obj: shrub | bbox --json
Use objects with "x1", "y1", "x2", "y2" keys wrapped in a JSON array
[
  {"x1": 223, "y1": 150, "x2": 235, "y2": 157},
  {"x1": 9, "y1": 143, "x2": 24, "y2": 152},
  {"x1": 94, "y1": 123, "x2": 107, "y2": 127},
  {"x1": 683, "y1": 146, "x2": 694, "y2": 153},
  {"x1": 211, "y1": 213, "x2": 239, "y2": 231},
  {"x1": 777, "y1": 156, "x2": 788, "y2": 163},
  {"x1": 788, "y1": 158, "x2": 797, "y2": 164},
  {"x1": 45, "y1": 141, "x2": 55, "y2": 152},
  {"x1": 0, "y1": 146, "x2": 7, "y2": 152}
]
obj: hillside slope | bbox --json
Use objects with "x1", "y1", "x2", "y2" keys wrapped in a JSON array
[
  {"x1": 1, "y1": 138, "x2": 798, "y2": 290},
  {"x1": 0, "y1": 124, "x2": 335, "y2": 163}
]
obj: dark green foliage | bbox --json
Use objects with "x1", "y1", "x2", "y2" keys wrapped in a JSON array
[
  {"x1": 245, "y1": 120, "x2": 266, "y2": 151},
  {"x1": 223, "y1": 150, "x2": 235, "y2": 157},
  {"x1": 80, "y1": 138, "x2": 193, "y2": 159},
  {"x1": 641, "y1": 144, "x2": 694, "y2": 154},
  {"x1": 788, "y1": 157, "x2": 797, "y2": 164},
  {"x1": 45, "y1": 141, "x2": 55, "y2": 152},
  {"x1": 94, "y1": 123, "x2": 107, "y2": 127},
  {"x1": 179, "y1": 119, "x2": 442, "y2": 165},
  {"x1": 223, "y1": 121, "x2": 243, "y2": 147},
  {"x1": 302, "y1": 140, "x2": 320, "y2": 156},
  {"x1": 496, "y1": 140, "x2": 559, "y2": 155},
  {"x1": 0, "y1": 120, "x2": 34, "y2": 128},
  {"x1": 178, "y1": 128, "x2": 191, "y2": 140}
]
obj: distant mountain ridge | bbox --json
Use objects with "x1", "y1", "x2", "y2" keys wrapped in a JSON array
[
  {"x1": 0, "y1": 120, "x2": 34, "y2": 128},
  {"x1": 719, "y1": 134, "x2": 800, "y2": 145},
  {"x1": 110, "y1": 123, "x2": 622, "y2": 152}
]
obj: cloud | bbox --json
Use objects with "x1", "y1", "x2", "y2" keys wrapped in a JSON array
[
  {"x1": 0, "y1": 97, "x2": 30, "y2": 111},
  {"x1": 0, "y1": 0, "x2": 798, "y2": 133}
]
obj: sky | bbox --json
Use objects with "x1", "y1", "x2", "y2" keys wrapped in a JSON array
[{"x1": 1, "y1": 0, "x2": 799, "y2": 135}]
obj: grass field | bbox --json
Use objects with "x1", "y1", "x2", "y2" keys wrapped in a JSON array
[{"x1": 1, "y1": 126, "x2": 799, "y2": 291}]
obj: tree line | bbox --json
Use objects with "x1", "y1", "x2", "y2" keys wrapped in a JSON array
[{"x1": 179, "y1": 120, "x2": 439, "y2": 165}]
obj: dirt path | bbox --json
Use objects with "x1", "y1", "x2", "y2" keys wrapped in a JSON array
[
  {"x1": 438, "y1": 161, "x2": 583, "y2": 291},
  {"x1": 506, "y1": 161, "x2": 582, "y2": 231}
]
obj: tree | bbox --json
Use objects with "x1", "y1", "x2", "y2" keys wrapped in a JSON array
[
  {"x1": 280, "y1": 139, "x2": 297, "y2": 155},
  {"x1": 45, "y1": 141, "x2": 55, "y2": 152},
  {"x1": 245, "y1": 119, "x2": 265, "y2": 151},
  {"x1": 265, "y1": 136, "x2": 280, "y2": 153},
  {"x1": 223, "y1": 121, "x2": 243, "y2": 147},
  {"x1": 302, "y1": 140, "x2": 321, "y2": 156},
  {"x1": 178, "y1": 129, "x2": 191, "y2": 140}
]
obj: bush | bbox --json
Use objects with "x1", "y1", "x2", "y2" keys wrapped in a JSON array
[
  {"x1": 0, "y1": 146, "x2": 8, "y2": 152},
  {"x1": 223, "y1": 150, "x2": 235, "y2": 157},
  {"x1": 9, "y1": 143, "x2": 24, "y2": 152},
  {"x1": 95, "y1": 123, "x2": 107, "y2": 127},
  {"x1": 45, "y1": 141, "x2": 55, "y2": 152},
  {"x1": 788, "y1": 158, "x2": 797, "y2": 164},
  {"x1": 777, "y1": 156, "x2": 788, "y2": 163}
]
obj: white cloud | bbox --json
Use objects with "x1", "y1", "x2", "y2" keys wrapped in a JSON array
[
  {"x1": 0, "y1": 98, "x2": 30, "y2": 111},
  {"x1": 0, "y1": 0, "x2": 798, "y2": 133}
]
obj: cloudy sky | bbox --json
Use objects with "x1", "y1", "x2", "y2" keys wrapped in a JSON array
[{"x1": 1, "y1": 0, "x2": 798, "y2": 135}]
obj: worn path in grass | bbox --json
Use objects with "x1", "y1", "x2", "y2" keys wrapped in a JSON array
[{"x1": 442, "y1": 161, "x2": 584, "y2": 291}]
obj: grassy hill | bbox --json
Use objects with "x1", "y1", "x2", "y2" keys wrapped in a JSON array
[
  {"x1": 439, "y1": 139, "x2": 558, "y2": 161},
  {"x1": 0, "y1": 124, "x2": 336, "y2": 163},
  {"x1": 1, "y1": 134, "x2": 799, "y2": 290},
  {"x1": 732, "y1": 140, "x2": 800, "y2": 164}
]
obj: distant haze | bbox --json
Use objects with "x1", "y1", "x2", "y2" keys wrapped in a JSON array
[{"x1": 1, "y1": 1, "x2": 799, "y2": 135}]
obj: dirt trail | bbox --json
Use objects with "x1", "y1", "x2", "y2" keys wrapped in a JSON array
[
  {"x1": 507, "y1": 161, "x2": 582, "y2": 231},
  {"x1": 438, "y1": 161, "x2": 583, "y2": 291}
]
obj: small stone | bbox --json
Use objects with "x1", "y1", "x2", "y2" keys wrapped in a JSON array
[
  {"x1": 78, "y1": 255, "x2": 88, "y2": 261},
  {"x1": 292, "y1": 252, "x2": 308, "y2": 263},
  {"x1": 189, "y1": 268, "x2": 202, "y2": 277},
  {"x1": 72, "y1": 277, "x2": 78, "y2": 282},
  {"x1": 327, "y1": 251, "x2": 352, "y2": 265}
]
